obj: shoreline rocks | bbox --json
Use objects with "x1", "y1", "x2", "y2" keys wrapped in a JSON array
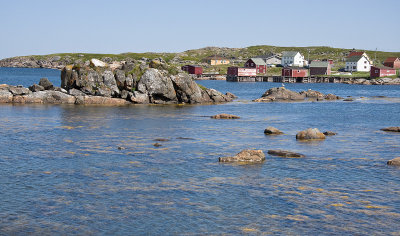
[
  {"x1": 296, "y1": 128, "x2": 326, "y2": 140},
  {"x1": 211, "y1": 114, "x2": 240, "y2": 119},
  {"x1": 219, "y1": 150, "x2": 265, "y2": 163},
  {"x1": 254, "y1": 87, "x2": 341, "y2": 102}
]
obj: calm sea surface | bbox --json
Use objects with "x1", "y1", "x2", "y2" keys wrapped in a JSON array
[{"x1": 1, "y1": 68, "x2": 400, "y2": 235}]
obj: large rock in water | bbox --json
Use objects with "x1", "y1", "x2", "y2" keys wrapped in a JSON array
[
  {"x1": 268, "y1": 150, "x2": 305, "y2": 158},
  {"x1": 387, "y1": 157, "x2": 400, "y2": 166},
  {"x1": 254, "y1": 87, "x2": 305, "y2": 102},
  {"x1": 381, "y1": 127, "x2": 400, "y2": 132},
  {"x1": 264, "y1": 126, "x2": 283, "y2": 135},
  {"x1": 211, "y1": 113, "x2": 240, "y2": 119},
  {"x1": 219, "y1": 150, "x2": 266, "y2": 163},
  {"x1": 296, "y1": 128, "x2": 326, "y2": 140}
]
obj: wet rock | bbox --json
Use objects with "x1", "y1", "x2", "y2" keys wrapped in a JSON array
[
  {"x1": 154, "y1": 138, "x2": 170, "y2": 142},
  {"x1": 323, "y1": 131, "x2": 337, "y2": 136},
  {"x1": 296, "y1": 128, "x2": 326, "y2": 140},
  {"x1": 39, "y1": 78, "x2": 54, "y2": 90},
  {"x1": 153, "y1": 143, "x2": 162, "y2": 147},
  {"x1": 29, "y1": 84, "x2": 44, "y2": 92},
  {"x1": 324, "y1": 94, "x2": 341, "y2": 100},
  {"x1": 211, "y1": 114, "x2": 240, "y2": 119},
  {"x1": 219, "y1": 150, "x2": 265, "y2": 163},
  {"x1": 381, "y1": 127, "x2": 400, "y2": 132},
  {"x1": 343, "y1": 98, "x2": 354, "y2": 102},
  {"x1": 267, "y1": 150, "x2": 305, "y2": 158},
  {"x1": 254, "y1": 87, "x2": 305, "y2": 102},
  {"x1": 117, "y1": 146, "x2": 125, "y2": 150},
  {"x1": 387, "y1": 157, "x2": 400, "y2": 166},
  {"x1": 264, "y1": 126, "x2": 283, "y2": 135}
]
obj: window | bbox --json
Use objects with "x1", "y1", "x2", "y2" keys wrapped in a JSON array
[
  {"x1": 364, "y1": 66, "x2": 367, "y2": 69},
  {"x1": 364, "y1": 61, "x2": 367, "y2": 64},
  {"x1": 353, "y1": 66, "x2": 356, "y2": 69},
  {"x1": 375, "y1": 70, "x2": 378, "y2": 73}
]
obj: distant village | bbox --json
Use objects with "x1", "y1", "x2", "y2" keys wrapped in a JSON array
[{"x1": 181, "y1": 51, "x2": 400, "y2": 82}]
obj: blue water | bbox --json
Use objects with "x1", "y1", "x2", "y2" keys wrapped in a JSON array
[
  {"x1": 0, "y1": 67, "x2": 60, "y2": 87},
  {"x1": 1, "y1": 68, "x2": 400, "y2": 235}
]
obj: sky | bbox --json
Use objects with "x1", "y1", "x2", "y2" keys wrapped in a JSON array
[{"x1": 1, "y1": 0, "x2": 399, "y2": 59}]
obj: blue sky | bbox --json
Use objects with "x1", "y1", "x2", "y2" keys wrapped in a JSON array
[{"x1": 1, "y1": 0, "x2": 399, "y2": 59}]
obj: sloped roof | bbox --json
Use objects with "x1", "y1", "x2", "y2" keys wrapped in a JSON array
[
  {"x1": 255, "y1": 54, "x2": 281, "y2": 60},
  {"x1": 283, "y1": 66, "x2": 307, "y2": 70},
  {"x1": 282, "y1": 51, "x2": 300, "y2": 57},
  {"x1": 372, "y1": 65, "x2": 397, "y2": 70},
  {"x1": 384, "y1": 57, "x2": 399, "y2": 63},
  {"x1": 347, "y1": 51, "x2": 364, "y2": 58},
  {"x1": 248, "y1": 58, "x2": 267, "y2": 65},
  {"x1": 310, "y1": 61, "x2": 330, "y2": 68},
  {"x1": 346, "y1": 55, "x2": 364, "y2": 62}
]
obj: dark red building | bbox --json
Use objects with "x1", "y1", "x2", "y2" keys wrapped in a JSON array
[
  {"x1": 309, "y1": 61, "x2": 331, "y2": 76},
  {"x1": 227, "y1": 67, "x2": 257, "y2": 77},
  {"x1": 282, "y1": 67, "x2": 308, "y2": 77},
  {"x1": 244, "y1": 58, "x2": 267, "y2": 74},
  {"x1": 370, "y1": 66, "x2": 397, "y2": 78},
  {"x1": 383, "y1": 57, "x2": 400, "y2": 69},
  {"x1": 181, "y1": 65, "x2": 203, "y2": 75}
]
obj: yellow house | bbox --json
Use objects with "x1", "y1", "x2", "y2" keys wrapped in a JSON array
[{"x1": 205, "y1": 56, "x2": 230, "y2": 65}]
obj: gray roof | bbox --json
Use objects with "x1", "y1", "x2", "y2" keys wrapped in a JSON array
[
  {"x1": 248, "y1": 58, "x2": 267, "y2": 65},
  {"x1": 255, "y1": 53, "x2": 281, "y2": 60},
  {"x1": 310, "y1": 61, "x2": 330, "y2": 68},
  {"x1": 346, "y1": 55, "x2": 363, "y2": 62},
  {"x1": 282, "y1": 51, "x2": 300, "y2": 57}
]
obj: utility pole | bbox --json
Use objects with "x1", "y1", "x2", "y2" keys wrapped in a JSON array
[{"x1": 375, "y1": 47, "x2": 377, "y2": 64}]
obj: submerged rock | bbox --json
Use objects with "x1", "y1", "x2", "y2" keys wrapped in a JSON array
[
  {"x1": 323, "y1": 131, "x2": 337, "y2": 136},
  {"x1": 381, "y1": 127, "x2": 400, "y2": 132},
  {"x1": 296, "y1": 128, "x2": 326, "y2": 140},
  {"x1": 254, "y1": 87, "x2": 305, "y2": 102},
  {"x1": 219, "y1": 150, "x2": 265, "y2": 163},
  {"x1": 264, "y1": 126, "x2": 283, "y2": 135},
  {"x1": 267, "y1": 150, "x2": 305, "y2": 158},
  {"x1": 211, "y1": 114, "x2": 240, "y2": 119},
  {"x1": 387, "y1": 157, "x2": 400, "y2": 166}
]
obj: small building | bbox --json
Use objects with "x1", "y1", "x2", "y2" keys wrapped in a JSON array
[
  {"x1": 205, "y1": 56, "x2": 230, "y2": 66},
  {"x1": 281, "y1": 51, "x2": 307, "y2": 67},
  {"x1": 383, "y1": 57, "x2": 400, "y2": 69},
  {"x1": 227, "y1": 67, "x2": 257, "y2": 77},
  {"x1": 181, "y1": 65, "x2": 203, "y2": 75},
  {"x1": 254, "y1": 54, "x2": 281, "y2": 66},
  {"x1": 345, "y1": 54, "x2": 371, "y2": 72},
  {"x1": 309, "y1": 61, "x2": 331, "y2": 76},
  {"x1": 370, "y1": 66, "x2": 397, "y2": 78},
  {"x1": 244, "y1": 58, "x2": 267, "y2": 74},
  {"x1": 282, "y1": 67, "x2": 308, "y2": 77},
  {"x1": 347, "y1": 51, "x2": 373, "y2": 64}
]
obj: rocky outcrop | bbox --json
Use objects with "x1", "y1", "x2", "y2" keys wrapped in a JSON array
[
  {"x1": 381, "y1": 127, "x2": 400, "y2": 132},
  {"x1": 267, "y1": 150, "x2": 305, "y2": 158},
  {"x1": 264, "y1": 126, "x2": 283, "y2": 135},
  {"x1": 12, "y1": 91, "x2": 76, "y2": 104},
  {"x1": 254, "y1": 87, "x2": 341, "y2": 102},
  {"x1": 387, "y1": 157, "x2": 400, "y2": 166},
  {"x1": 296, "y1": 128, "x2": 326, "y2": 140},
  {"x1": 211, "y1": 114, "x2": 240, "y2": 119},
  {"x1": 219, "y1": 150, "x2": 265, "y2": 163}
]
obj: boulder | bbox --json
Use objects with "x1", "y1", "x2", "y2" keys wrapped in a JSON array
[
  {"x1": 129, "y1": 91, "x2": 149, "y2": 104},
  {"x1": 0, "y1": 89, "x2": 13, "y2": 103},
  {"x1": 8, "y1": 86, "x2": 31, "y2": 95},
  {"x1": 205, "y1": 88, "x2": 232, "y2": 103},
  {"x1": 170, "y1": 73, "x2": 204, "y2": 103},
  {"x1": 226, "y1": 92, "x2": 237, "y2": 99},
  {"x1": 102, "y1": 70, "x2": 120, "y2": 96},
  {"x1": 211, "y1": 114, "x2": 240, "y2": 119},
  {"x1": 267, "y1": 150, "x2": 305, "y2": 158},
  {"x1": 323, "y1": 131, "x2": 337, "y2": 136},
  {"x1": 54, "y1": 87, "x2": 68, "y2": 93},
  {"x1": 264, "y1": 126, "x2": 283, "y2": 135},
  {"x1": 219, "y1": 150, "x2": 265, "y2": 163},
  {"x1": 13, "y1": 91, "x2": 76, "y2": 104},
  {"x1": 254, "y1": 87, "x2": 305, "y2": 102},
  {"x1": 381, "y1": 127, "x2": 400, "y2": 132},
  {"x1": 387, "y1": 157, "x2": 400, "y2": 166},
  {"x1": 29, "y1": 84, "x2": 44, "y2": 92},
  {"x1": 137, "y1": 68, "x2": 177, "y2": 104},
  {"x1": 324, "y1": 94, "x2": 341, "y2": 100},
  {"x1": 39, "y1": 78, "x2": 54, "y2": 90},
  {"x1": 90, "y1": 58, "x2": 107, "y2": 67},
  {"x1": 296, "y1": 128, "x2": 326, "y2": 140},
  {"x1": 68, "y1": 88, "x2": 86, "y2": 97},
  {"x1": 300, "y1": 89, "x2": 324, "y2": 99}
]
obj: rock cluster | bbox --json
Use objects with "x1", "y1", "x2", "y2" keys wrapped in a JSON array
[
  {"x1": 254, "y1": 87, "x2": 341, "y2": 102},
  {"x1": 219, "y1": 150, "x2": 265, "y2": 163},
  {"x1": 344, "y1": 78, "x2": 400, "y2": 85}
]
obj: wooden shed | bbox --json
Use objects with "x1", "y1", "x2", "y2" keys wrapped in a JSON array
[
  {"x1": 227, "y1": 67, "x2": 257, "y2": 77},
  {"x1": 370, "y1": 66, "x2": 397, "y2": 78},
  {"x1": 309, "y1": 61, "x2": 331, "y2": 76},
  {"x1": 383, "y1": 57, "x2": 400, "y2": 69},
  {"x1": 282, "y1": 67, "x2": 308, "y2": 78},
  {"x1": 244, "y1": 58, "x2": 267, "y2": 74}
]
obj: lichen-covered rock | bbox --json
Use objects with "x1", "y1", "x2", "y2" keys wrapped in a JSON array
[
  {"x1": 381, "y1": 127, "x2": 400, "y2": 132},
  {"x1": 219, "y1": 150, "x2": 265, "y2": 163},
  {"x1": 170, "y1": 73, "x2": 204, "y2": 103},
  {"x1": 387, "y1": 157, "x2": 400, "y2": 166},
  {"x1": 211, "y1": 114, "x2": 240, "y2": 119},
  {"x1": 264, "y1": 126, "x2": 283, "y2": 135},
  {"x1": 296, "y1": 128, "x2": 326, "y2": 140},
  {"x1": 129, "y1": 91, "x2": 149, "y2": 104},
  {"x1": 267, "y1": 150, "x2": 305, "y2": 158}
]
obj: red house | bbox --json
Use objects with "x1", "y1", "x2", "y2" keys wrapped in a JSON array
[
  {"x1": 383, "y1": 57, "x2": 400, "y2": 69},
  {"x1": 181, "y1": 65, "x2": 203, "y2": 75},
  {"x1": 370, "y1": 66, "x2": 397, "y2": 78},
  {"x1": 227, "y1": 67, "x2": 257, "y2": 77},
  {"x1": 310, "y1": 61, "x2": 331, "y2": 76},
  {"x1": 282, "y1": 67, "x2": 308, "y2": 77},
  {"x1": 244, "y1": 58, "x2": 267, "y2": 74}
]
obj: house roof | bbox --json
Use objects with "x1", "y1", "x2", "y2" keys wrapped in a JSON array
[
  {"x1": 255, "y1": 54, "x2": 281, "y2": 60},
  {"x1": 346, "y1": 55, "x2": 364, "y2": 62},
  {"x1": 283, "y1": 66, "x2": 307, "y2": 70},
  {"x1": 248, "y1": 58, "x2": 267, "y2": 66},
  {"x1": 282, "y1": 51, "x2": 300, "y2": 57},
  {"x1": 310, "y1": 61, "x2": 330, "y2": 68},
  {"x1": 347, "y1": 51, "x2": 364, "y2": 58},
  {"x1": 372, "y1": 65, "x2": 397, "y2": 70},
  {"x1": 384, "y1": 57, "x2": 399, "y2": 63}
]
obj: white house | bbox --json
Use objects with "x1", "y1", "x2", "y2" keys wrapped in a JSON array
[
  {"x1": 345, "y1": 55, "x2": 372, "y2": 72},
  {"x1": 281, "y1": 51, "x2": 307, "y2": 67}
]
